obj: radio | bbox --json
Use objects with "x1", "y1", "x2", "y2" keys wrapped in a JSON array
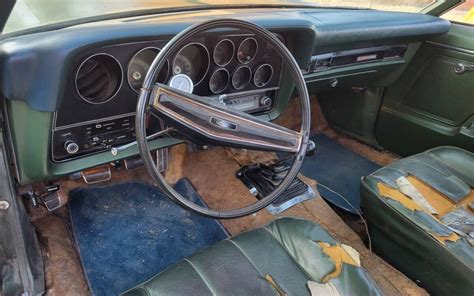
[
  {"x1": 52, "y1": 116, "x2": 136, "y2": 161},
  {"x1": 223, "y1": 91, "x2": 275, "y2": 113}
]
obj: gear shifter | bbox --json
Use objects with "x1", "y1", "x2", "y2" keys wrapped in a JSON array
[{"x1": 237, "y1": 140, "x2": 316, "y2": 214}]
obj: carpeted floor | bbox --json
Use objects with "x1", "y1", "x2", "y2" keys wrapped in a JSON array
[
  {"x1": 182, "y1": 147, "x2": 427, "y2": 296},
  {"x1": 68, "y1": 178, "x2": 228, "y2": 296},
  {"x1": 299, "y1": 134, "x2": 381, "y2": 214}
]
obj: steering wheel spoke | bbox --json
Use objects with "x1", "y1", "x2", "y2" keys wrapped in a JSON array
[{"x1": 149, "y1": 84, "x2": 302, "y2": 153}]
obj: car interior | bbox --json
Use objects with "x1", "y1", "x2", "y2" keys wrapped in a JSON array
[{"x1": 0, "y1": 0, "x2": 473, "y2": 295}]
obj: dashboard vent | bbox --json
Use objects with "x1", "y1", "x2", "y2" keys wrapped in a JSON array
[{"x1": 75, "y1": 54, "x2": 122, "y2": 104}]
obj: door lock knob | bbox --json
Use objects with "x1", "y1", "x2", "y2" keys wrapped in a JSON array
[{"x1": 454, "y1": 63, "x2": 474, "y2": 75}]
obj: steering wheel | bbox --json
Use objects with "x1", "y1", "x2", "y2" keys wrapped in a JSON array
[{"x1": 136, "y1": 19, "x2": 311, "y2": 219}]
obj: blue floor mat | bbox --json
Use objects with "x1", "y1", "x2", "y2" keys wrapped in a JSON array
[
  {"x1": 300, "y1": 134, "x2": 381, "y2": 214},
  {"x1": 69, "y1": 179, "x2": 228, "y2": 296}
]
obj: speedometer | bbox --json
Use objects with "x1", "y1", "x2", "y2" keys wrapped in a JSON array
[
  {"x1": 127, "y1": 47, "x2": 169, "y2": 93},
  {"x1": 173, "y1": 43, "x2": 210, "y2": 85}
]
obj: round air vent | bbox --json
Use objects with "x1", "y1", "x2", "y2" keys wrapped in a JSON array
[{"x1": 75, "y1": 53, "x2": 123, "y2": 104}]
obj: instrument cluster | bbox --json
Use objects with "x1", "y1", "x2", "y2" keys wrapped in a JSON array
[{"x1": 125, "y1": 34, "x2": 283, "y2": 97}]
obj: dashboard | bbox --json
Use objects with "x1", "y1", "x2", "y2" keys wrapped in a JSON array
[
  {"x1": 52, "y1": 33, "x2": 284, "y2": 161},
  {"x1": 0, "y1": 6, "x2": 450, "y2": 183}
]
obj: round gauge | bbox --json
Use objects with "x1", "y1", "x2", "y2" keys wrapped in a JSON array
[
  {"x1": 127, "y1": 47, "x2": 169, "y2": 93},
  {"x1": 169, "y1": 74, "x2": 194, "y2": 93},
  {"x1": 209, "y1": 68, "x2": 229, "y2": 94},
  {"x1": 231, "y1": 66, "x2": 252, "y2": 90},
  {"x1": 173, "y1": 43, "x2": 209, "y2": 85},
  {"x1": 237, "y1": 37, "x2": 258, "y2": 64},
  {"x1": 253, "y1": 64, "x2": 273, "y2": 87},
  {"x1": 213, "y1": 39, "x2": 234, "y2": 66}
]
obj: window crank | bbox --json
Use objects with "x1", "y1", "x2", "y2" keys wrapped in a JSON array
[{"x1": 453, "y1": 63, "x2": 474, "y2": 75}]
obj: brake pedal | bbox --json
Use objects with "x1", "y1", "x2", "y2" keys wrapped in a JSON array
[{"x1": 81, "y1": 165, "x2": 112, "y2": 184}]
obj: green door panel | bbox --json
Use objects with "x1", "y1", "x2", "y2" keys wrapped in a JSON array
[
  {"x1": 400, "y1": 54, "x2": 473, "y2": 126},
  {"x1": 376, "y1": 24, "x2": 474, "y2": 156}
]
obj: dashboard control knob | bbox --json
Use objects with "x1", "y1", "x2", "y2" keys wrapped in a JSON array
[
  {"x1": 260, "y1": 96, "x2": 273, "y2": 107},
  {"x1": 64, "y1": 141, "x2": 79, "y2": 155}
]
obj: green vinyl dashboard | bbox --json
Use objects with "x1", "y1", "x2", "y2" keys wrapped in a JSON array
[{"x1": 0, "y1": 7, "x2": 450, "y2": 184}]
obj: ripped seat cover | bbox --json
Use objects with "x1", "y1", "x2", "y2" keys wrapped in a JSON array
[
  {"x1": 371, "y1": 146, "x2": 474, "y2": 203},
  {"x1": 366, "y1": 146, "x2": 474, "y2": 270}
]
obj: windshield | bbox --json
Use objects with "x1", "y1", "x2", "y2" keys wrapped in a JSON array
[{"x1": 4, "y1": 0, "x2": 434, "y2": 34}]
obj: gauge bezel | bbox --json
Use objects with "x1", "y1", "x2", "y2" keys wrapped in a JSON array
[
  {"x1": 209, "y1": 68, "x2": 230, "y2": 94},
  {"x1": 213, "y1": 38, "x2": 235, "y2": 67},
  {"x1": 172, "y1": 42, "x2": 210, "y2": 86},
  {"x1": 253, "y1": 63, "x2": 274, "y2": 88},
  {"x1": 231, "y1": 65, "x2": 252, "y2": 90},
  {"x1": 75, "y1": 53, "x2": 123, "y2": 105},
  {"x1": 127, "y1": 46, "x2": 170, "y2": 94},
  {"x1": 237, "y1": 37, "x2": 258, "y2": 64}
]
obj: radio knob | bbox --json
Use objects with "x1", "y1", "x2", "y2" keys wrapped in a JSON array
[
  {"x1": 64, "y1": 141, "x2": 79, "y2": 155},
  {"x1": 260, "y1": 96, "x2": 273, "y2": 107}
]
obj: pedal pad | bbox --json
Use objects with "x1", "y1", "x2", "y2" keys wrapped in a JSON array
[
  {"x1": 124, "y1": 156, "x2": 144, "y2": 170},
  {"x1": 42, "y1": 191, "x2": 62, "y2": 211},
  {"x1": 40, "y1": 184, "x2": 65, "y2": 211},
  {"x1": 156, "y1": 148, "x2": 169, "y2": 172},
  {"x1": 81, "y1": 165, "x2": 112, "y2": 184}
]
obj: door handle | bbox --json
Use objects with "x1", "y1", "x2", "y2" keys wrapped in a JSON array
[{"x1": 453, "y1": 63, "x2": 474, "y2": 74}]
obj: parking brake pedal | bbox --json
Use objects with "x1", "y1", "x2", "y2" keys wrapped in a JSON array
[{"x1": 41, "y1": 188, "x2": 63, "y2": 212}]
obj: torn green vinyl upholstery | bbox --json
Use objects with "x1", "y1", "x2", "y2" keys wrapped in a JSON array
[
  {"x1": 361, "y1": 146, "x2": 474, "y2": 296},
  {"x1": 123, "y1": 217, "x2": 382, "y2": 296}
]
